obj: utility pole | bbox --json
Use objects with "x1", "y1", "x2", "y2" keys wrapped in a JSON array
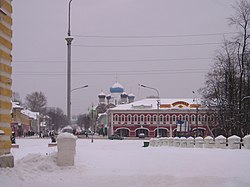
[{"x1": 66, "y1": 0, "x2": 74, "y2": 123}]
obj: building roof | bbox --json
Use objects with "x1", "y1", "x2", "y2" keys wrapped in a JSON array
[
  {"x1": 109, "y1": 98, "x2": 203, "y2": 111},
  {"x1": 98, "y1": 92, "x2": 106, "y2": 97},
  {"x1": 21, "y1": 110, "x2": 39, "y2": 120},
  {"x1": 12, "y1": 102, "x2": 39, "y2": 119},
  {"x1": 12, "y1": 102, "x2": 24, "y2": 110},
  {"x1": 128, "y1": 93, "x2": 135, "y2": 98}
]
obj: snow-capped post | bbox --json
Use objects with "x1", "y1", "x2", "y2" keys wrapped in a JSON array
[
  {"x1": 180, "y1": 137, "x2": 187, "y2": 147},
  {"x1": 215, "y1": 135, "x2": 227, "y2": 149},
  {"x1": 173, "y1": 137, "x2": 180, "y2": 147},
  {"x1": 187, "y1": 137, "x2": 195, "y2": 148},
  {"x1": 56, "y1": 132, "x2": 77, "y2": 166},
  {"x1": 162, "y1": 137, "x2": 168, "y2": 146},
  {"x1": 168, "y1": 137, "x2": 174, "y2": 146},
  {"x1": 204, "y1": 136, "x2": 214, "y2": 149},
  {"x1": 195, "y1": 137, "x2": 204, "y2": 148},
  {"x1": 228, "y1": 135, "x2": 241, "y2": 149},
  {"x1": 243, "y1": 135, "x2": 250, "y2": 149}
]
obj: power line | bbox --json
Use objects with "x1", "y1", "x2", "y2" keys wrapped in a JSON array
[
  {"x1": 12, "y1": 57, "x2": 212, "y2": 63},
  {"x1": 13, "y1": 68, "x2": 209, "y2": 76},
  {"x1": 73, "y1": 42, "x2": 221, "y2": 48},
  {"x1": 72, "y1": 32, "x2": 238, "y2": 39}
]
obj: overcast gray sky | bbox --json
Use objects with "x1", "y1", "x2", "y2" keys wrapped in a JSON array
[{"x1": 12, "y1": 0, "x2": 238, "y2": 115}]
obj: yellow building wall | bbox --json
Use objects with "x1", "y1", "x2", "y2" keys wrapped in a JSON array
[{"x1": 0, "y1": 0, "x2": 13, "y2": 156}]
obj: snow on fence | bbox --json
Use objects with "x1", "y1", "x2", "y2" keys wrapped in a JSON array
[
  {"x1": 195, "y1": 137, "x2": 204, "y2": 148},
  {"x1": 204, "y1": 136, "x2": 214, "y2": 149},
  {"x1": 149, "y1": 135, "x2": 250, "y2": 150},
  {"x1": 215, "y1": 135, "x2": 227, "y2": 149}
]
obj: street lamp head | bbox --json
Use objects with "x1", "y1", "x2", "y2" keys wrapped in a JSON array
[
  {"x1": 138, "y1": 84, "x2": 146, "y2": 88},
  {"x1": 71, "y1": 84, "x2": 89, "y2": 92}
]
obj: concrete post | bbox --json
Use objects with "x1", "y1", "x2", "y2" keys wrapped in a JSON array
[
  {"x1": 243, "y1": 134, "x2": 250, "y2": 149},
  {"x1": 204, "y1": 136, "x2": 214, "y2": 148},
  {"x1": 195, "y1": 137, "x2": 204, "y2": 148},
  {"x1": 57, "y1": 132, "x2": 77, "y2": 166},
  {"x1": 228, "y1": 135, "x2": 241, "y2": 149},
  {"x1": 215, "y1": 135, "x2": 227, "y2": 149}
]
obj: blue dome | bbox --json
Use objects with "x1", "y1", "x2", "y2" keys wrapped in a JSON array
[{"x1": 110, "y1": 82, "x2": 124, "y2": 93}]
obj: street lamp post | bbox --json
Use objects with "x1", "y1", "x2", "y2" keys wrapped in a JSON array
[
  {"x1": 66, "y1": 0, "x2": 74, "y2": 122},
  {"x1": 139, "y1": 84, "x2": 160, "y2": 138},
  {"x1": 192, "y1": 91, "x2": 199, "y2": 137}
]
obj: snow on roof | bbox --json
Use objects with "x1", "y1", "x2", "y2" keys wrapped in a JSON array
[
  {"x1": 121, "y1": 92, "x2": 128, "y2": 95},
  {"x1": 128, "y1": 93, "x2": 135, "y2": 98},
  {"x1": 12, "y1": 102, "x2": 24, "y2": 109},
  {"x1": 111, "y1": 82, "x2": 124, "y2": 89},
  {"x1": 12, "y1": 101, "x2": 39, "y2": 119},
  {"x1": 98, "y1": 92, "x2": 106, "y2": 97},
  {"x1": 109, "y1": 98, "x2": 203, "y2": 111},
  {"x1": 21, "y1": 110, "x2": 39, "y2": 120}
]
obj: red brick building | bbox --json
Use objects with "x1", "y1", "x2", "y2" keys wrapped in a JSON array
[{"x1": 107, "y1": 98, "x2": 215, "y2": 138}]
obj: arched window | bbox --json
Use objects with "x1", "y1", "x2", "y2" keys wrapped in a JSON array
[
  {"x1": 114, "y1": 114, "x2": 119, "y2": 122},
  {"x1": 160, "y1": 115, "x2": 164, "y2": 124},
  {"x1": 191, "y1": 115, "x2": 196, "y2": 123},
  {"x1": 172, "y1": 115, "x2": 176, "y2": 124},
  {"x1": 146, "y1": 115, "x2": 151, "y2": 124},
  {"x1": 185, "y1": 115, "x2": 189, "y2": 122},
  {"x1": 140, "y1": 115, "x2": 144, "y2": 124},
  {"x1": 121, "y1": 115, "x2": 125, "y2": 123},
  {"x1": 198, "y1": 114, "x2": 202, "y2": 122},
  {"x1": 153, "y1": 115, "x2": 157, "y2": 123},
  {"x1": 127, "y1": 115, "x2": 132, "y2": 124},
  {"x1": 166, "y1": 115, "x2": 170, "y2": 124},
  {"x1": 134, "y1": 115, "x2": 138, "y2": 124}
]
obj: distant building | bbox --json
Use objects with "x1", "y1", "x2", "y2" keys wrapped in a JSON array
[
  {"x1": 11, "y1": 102, "x2": 39, "y2": 137},
  {"x1": 107, "y1": 98, "x2": 215, "y2": 138},
  {"x1": 98, "y1": 82, "x2": 135, "y2": 105},
  {"x1": 96, "y1": 82, "x2": 135, "y2": 135},
  {"x1": 0, "y1": 0, "x2": 13, "y2": 166}
]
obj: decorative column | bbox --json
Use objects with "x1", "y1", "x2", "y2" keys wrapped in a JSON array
[{"x1": 0, "y1": 0, "x2": 14, "y2": 168}]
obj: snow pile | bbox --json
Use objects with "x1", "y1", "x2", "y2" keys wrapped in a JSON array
[{"x1": 0, "y1": 153, "x2": 57, "y2": 180}]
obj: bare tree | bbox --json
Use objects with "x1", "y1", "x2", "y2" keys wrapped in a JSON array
[
  {"x1": 46, "y1": 107, "x2": 69, "y2": 131},
  {"x1": 76, "y1": 114, "x2": 91, "y2": 130},
  {"x1": 12, "y1": 92, "x2": 22, "y2": 104},
  {"x1": 229, "y1": 0, "x2": 250, "y2": 109},
  {"x1": 200, "y1": 0, "x2": 250, "y2": 137},
  {"x1": 25, "y1": 91, "x2": 47, "y2": 114}
]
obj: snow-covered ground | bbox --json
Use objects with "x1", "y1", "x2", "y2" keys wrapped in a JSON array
[{"x1": 1, "y1": 137, "x2": 250, "y2": 187}]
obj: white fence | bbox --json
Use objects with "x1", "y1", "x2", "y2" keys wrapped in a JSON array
[{"x1": 149, "y1": 134, "x2": 250, "y2": 150}]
